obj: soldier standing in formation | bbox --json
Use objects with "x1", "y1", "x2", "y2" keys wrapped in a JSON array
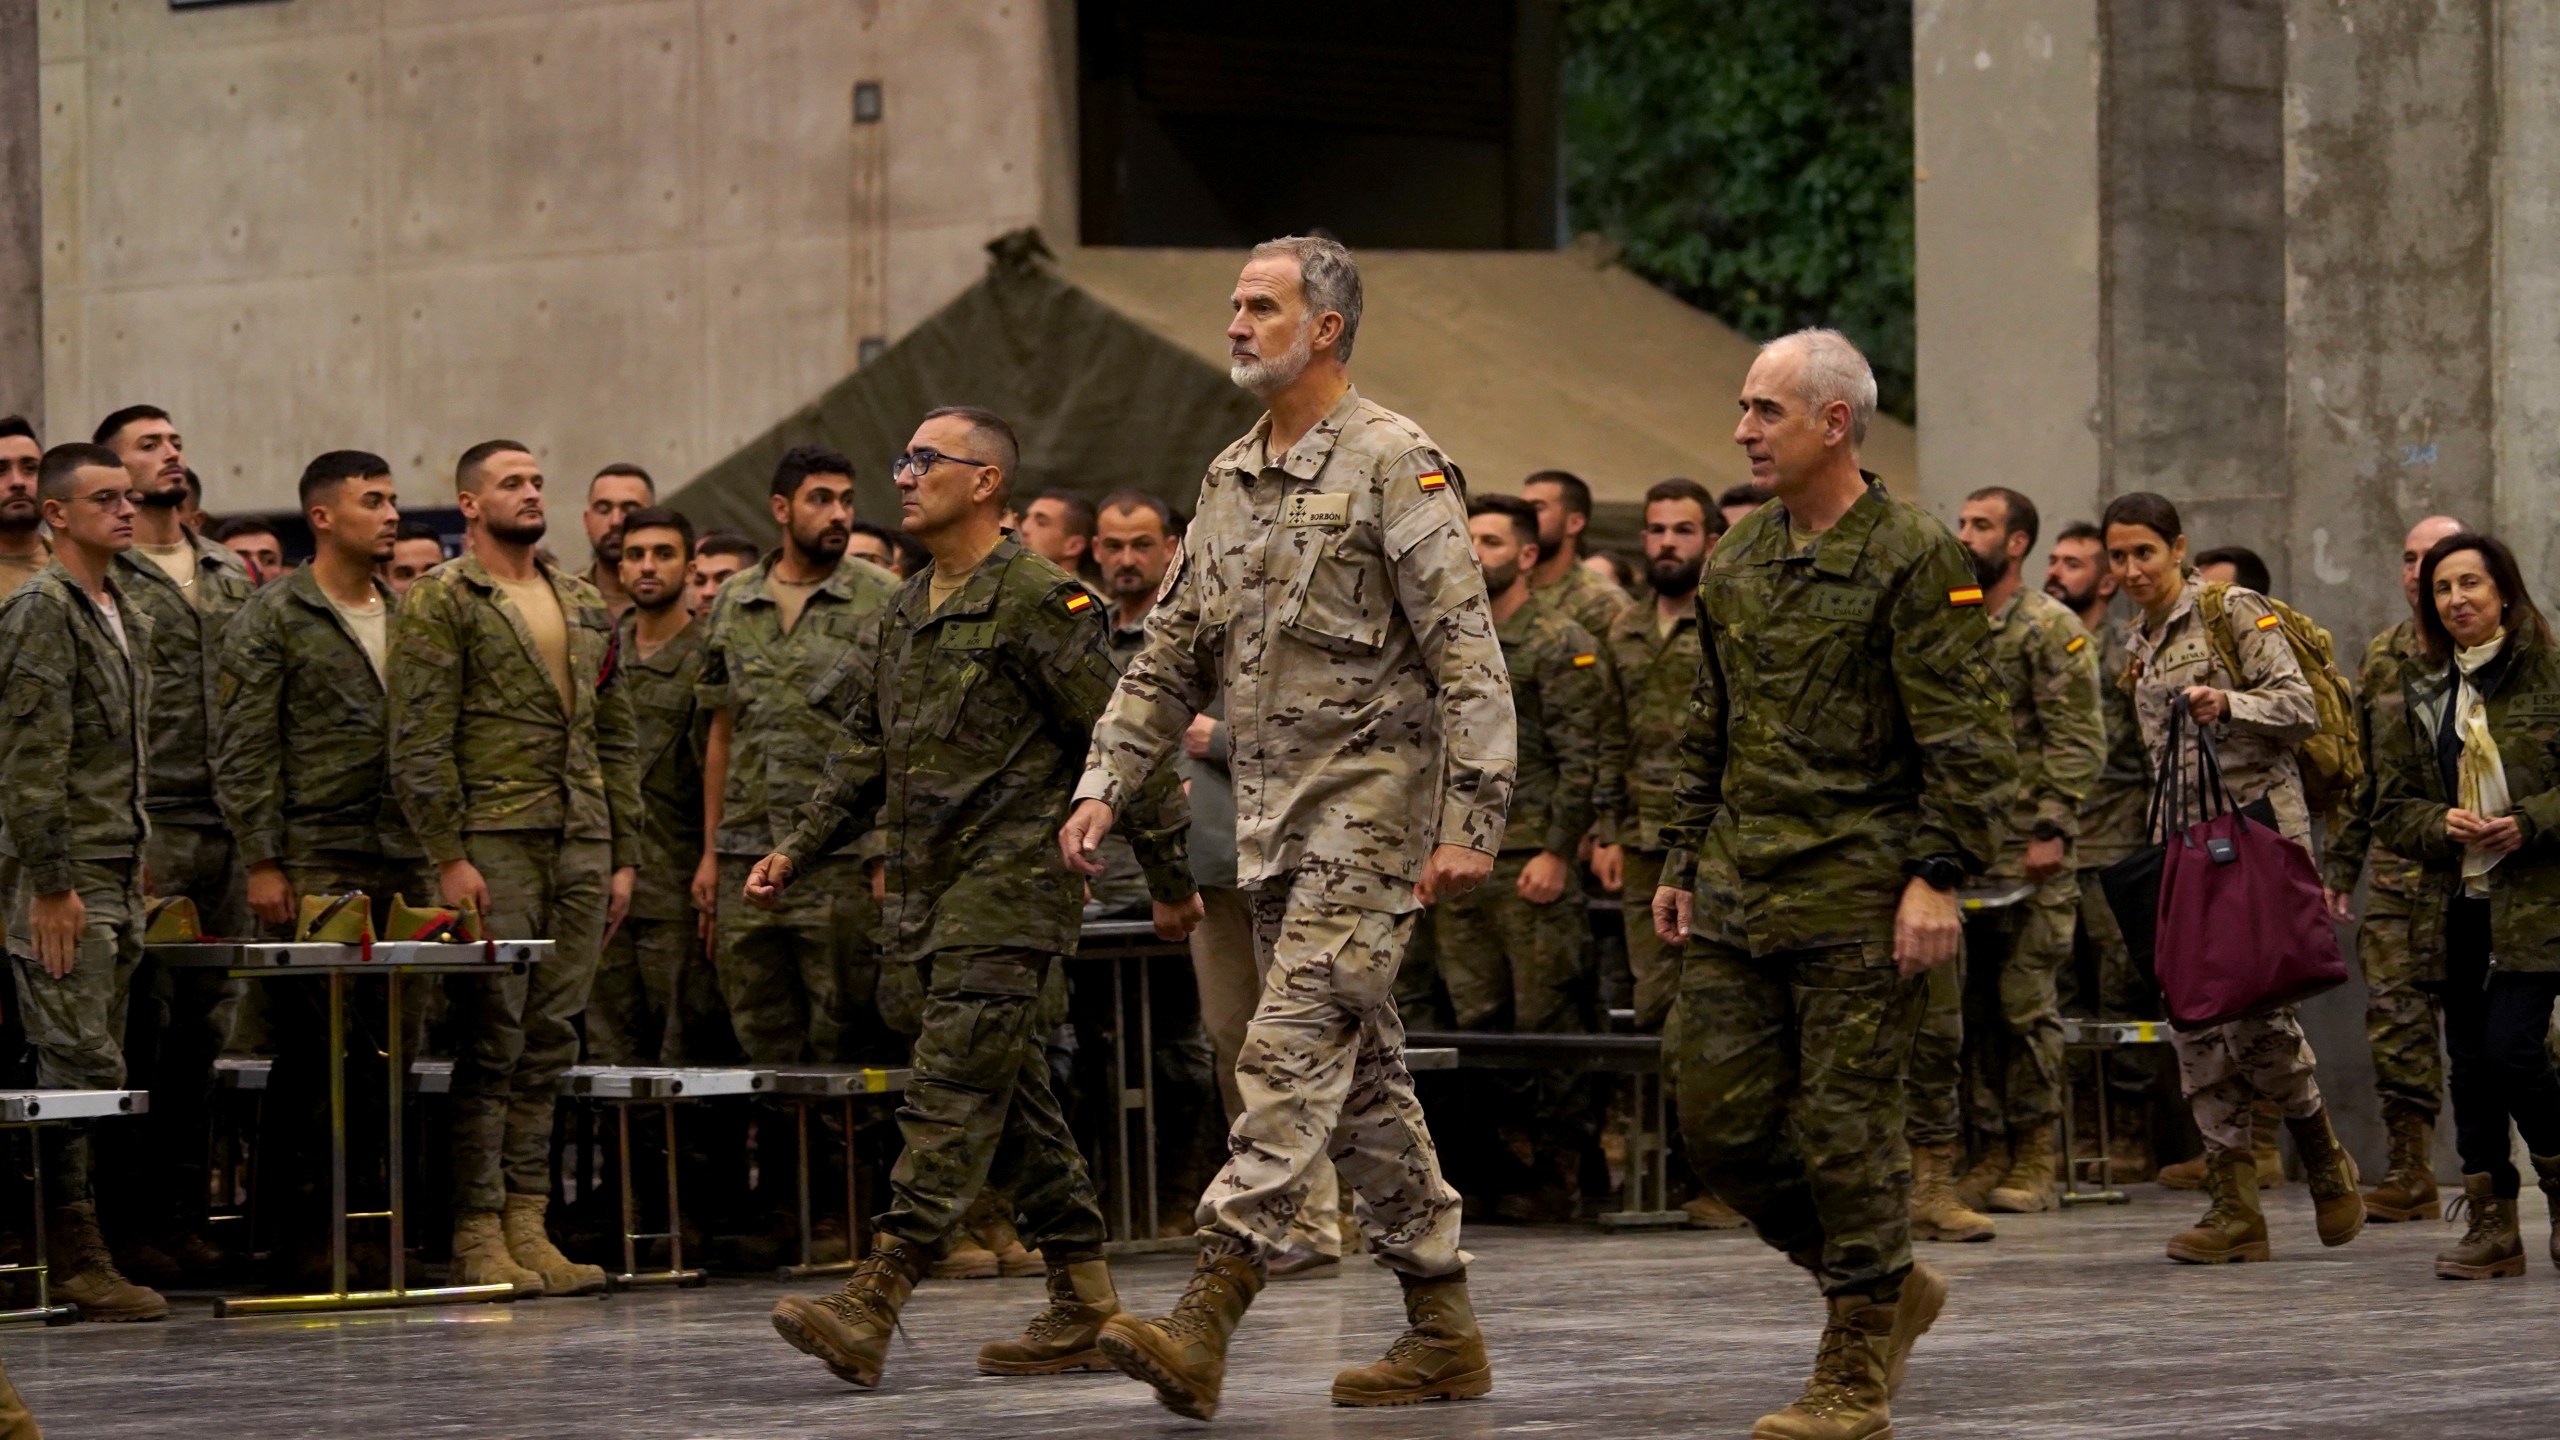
[
  {"x1": 1652, "y1": 329, "x2": 2016, "y2": 1440},
  {"x1": 577, "y1": 463, "x2": 653, "y2": 621},
  {"x1": 1066, "y1": 235, "x2": 1515, "y2": 1420},
  {"x1": 1521, "y1": 469, "x2": 1632, "y2": 637},
  {"x1": 756, "y1": 406, "x2": 1196, "y2": 1389},
  {"x1": 387, "y1": 438, "x2": 642, "y2": 1298},
  {"x1": 0, "y1": 417, "x2": 45, "y2": 601},
  {"x1": 212, "y1": 451, "x2": 429, "y2": 1290}
]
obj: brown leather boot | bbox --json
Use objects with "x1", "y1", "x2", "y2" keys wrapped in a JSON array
[
  {"x1": 979, "y1": 1209, "x2": 1044, "y2": 1279},
  {"x1": 1330, "y1": 1268, "x2": 1494, "y2": 1407},
  {"x1": 1908, "y1": 1142, "x2": 1995, "y2": 1243},
  {"x1": 1986, "y1": 1127, "x2": 2058, "y2": 1214},
  {"x1": 1750, "y1": 1294, "x2": 1895, "y2": 1440},
  {"x1": 1097, "y1": 1244, "x2": 1264, "y2": 1420},
  {"x1": 2531, "y1": 1154, "x2": 2560, "y2": 1271},
  {"x1": 2285, "y1": 1107, "x2": 2363, "y2": 1248},
  {"x1": 48, "y1": 1203, "x2": 169, "y2": 1322},
  {"x1": 2250, "y1": 1099, "x2": 2287, "y2": 1184},
  {"x1": 2165, "y1": 1149, "x2": 2270, "y2": 1263},
  {"x1": 976, "y1": 1258, "x2": 1119, "y2": 1375},
  {"x1": 1952, "y1": 1141, "x2": 2008, "y2": 1211},
  {"x1": 2154, "y1": 1151, "x2": 2207, "y2": 1190},
  {"x1": 1883, "y1": 1259, "x2": 1946, "y2": 1395},
  {"x1": 502, "y1": 1193, "x2": 607, "y2": 1296},
  {"x1": 2364, "y1": 1112, "x2": 2441, "y2": 1221},
  {"x1": 451, "y1": 1210, "x2": 544, "y2": 1296},
  {"x1": 771, "y1": 1236, "x2": 926, "y2": 1386},
  {"x1": 2435, "y1": 1174, "x2": 2525, "y2": 1280},
  {"x1": 1683, "y1": 1192, "x2": 1751, "y2": 1230}
]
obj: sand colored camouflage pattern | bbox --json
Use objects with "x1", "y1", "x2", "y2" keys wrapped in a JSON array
[
  {"x1": 385, "y1": 555, "x2": 643, "y2": 869},
  {"x1": 2175, "y1": 1008, "x2": 2324, "y2": 1154},
  {"x1": 2123, "y1": 578, "x2": 2317, "y2": 844},
  {"x1": 1534, "y1": 559, "x2": 1632, "y2": 641},
  {"x1": 2324, "y1": 620, "x2": 2428, "y2": 895},
  {"x1": 213, "y1": 567, "x2": 417, "y2": 866},
  {"x1": 612, "y1": 613, "x2": 709, "y2": 922},
  {"x1": 1605, "y1": 597, "x2": 1705, "y2": 852},
  {"x1": 112, "y1": 535, "x2": 255, "y2": 825},
  {"x1": 1981, "y1": 588, "x2": 2104, "y2": 868},
  {"x1": 1077, "y1": 385, "x2": 1516, "y2": 905},
  {"x1": 0, "y1": 564, "x2": 153, "y2": 895}
]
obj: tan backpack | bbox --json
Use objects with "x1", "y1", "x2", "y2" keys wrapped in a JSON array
[{"x1": 2194, "y1": 581, "x2": 2362, "y2": 813}]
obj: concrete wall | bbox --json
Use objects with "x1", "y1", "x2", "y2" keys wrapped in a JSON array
[
  {"x1": 37, "y1": 0, "x2": 1076, "y2": 514},
  {"x1": 2494, "y1": 0, "x2": 2560, "y2": 584},
  {"x1": 0, "y1": 0, "x2": 39, "y2": 427}
]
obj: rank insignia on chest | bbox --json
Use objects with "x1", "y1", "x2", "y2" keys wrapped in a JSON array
[
  {"x1": 1416, "y1": 471, "x2": 1448, "y2": 493},
  {"x1": 2066, "y1": 635, "x2": 2087, "y2": 654},
  {"x1": 1281, "y1": 492, "x2": 1352, "y2": 527},
  {"x1": 1572, "y1": 652, "x2": 1598, "y2": 668},
  {"x1": 1948, "y1": 586, "x2": 1985, "y2": 607},
  {"x1": 2256, "y1": 613, "x2": 2281, "y2": 631},
  {"x1": 1062, "y1": 591, "x2": 1094, "y2": 615}
]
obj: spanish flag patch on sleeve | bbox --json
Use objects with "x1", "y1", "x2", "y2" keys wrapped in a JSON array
[
  {"x1": 1417, "y1": 471, "x2": 1448, "y2": 493},
  {"x1": 2256, "y1": 613, "x2": 2281, "y2": 631},
  {"x1": 2066, "y1": 635, "x2": 2087, "y2": 654},
  {"x1": 1948, "y1": 586, "x2": 1985, "y2": 607},
  {"x1": 1063, "y1": 591, "x2": 1094, "y2": 615},
  {"x1": 1572, "y1": 653, "x2": 1598, "y2": 668}
]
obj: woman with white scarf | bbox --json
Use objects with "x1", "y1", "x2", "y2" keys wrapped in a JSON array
[{"x1": 2373, "y1": 531, "x2": 2560, "y2": 1279}]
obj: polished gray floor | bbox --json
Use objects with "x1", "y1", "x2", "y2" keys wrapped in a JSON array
[{"x1": 11, "y1": 1186, "x2": 2559, "y2": 1438}]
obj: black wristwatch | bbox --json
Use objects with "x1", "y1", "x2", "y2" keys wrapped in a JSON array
[
  {"x1": 1902, "y1": 855, "x2": 1965, "y2": 893},
  {"x1": 2030, "y1": 819, "x2": 2068, "y2": 843}
]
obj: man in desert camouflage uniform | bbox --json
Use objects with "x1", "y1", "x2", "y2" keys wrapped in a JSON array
[
  {"x1": 1065, "y1": 236, "x2": 1516, "y2": 1421},
  {"x1": 1653, "y1": 331, "x2": 2015, "y2": 1440}
]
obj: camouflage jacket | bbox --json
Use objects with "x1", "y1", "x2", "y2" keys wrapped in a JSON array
[
  {"x1": 1077, "y1": 386, "x2": 1517, "y2": 909},
  {"x1": 1982, "y1": 587, "x2": 2105, "y2": 881},
  {"x1": 0, "y1": 564, "x2": 153, "y2": 894},
  {"x1": 1083, "y1": 612, "x2": 1157, "y2": 914},
  {"x1": 1498, "y1": 596, "x2": 1615, "y2": 856},
  {"x1": 2124, "y1": 577, "x2": 2316, "y2": 843},
  {"x1": 698, "y1": 555, "x2": 899, "y2": 858},
  {"x1": 2370, "y1": 635, "x2": 2560, "y2": 974},
  {"x1": 2076, "y1": 613, "x2": 2152, "y2": 868},
  {"x1": 386, "y1": 554, "x2": 642, "y2": 868},
  {"x1": 617, "y1": 612, "x2": 709, "y2": 922},
  {"x1": 113, "y1": 535, "x2": 256, "y2": 826},
  {"x1": 1605, "y1": 596, "x2": 1704, "y2": 852},
  {"x1": 212, "y1": 567, "x2": 416, "y2": 866},
  {"x1": 1533, "y1": 560, "x2": 1632, "y2": 642},
  {"x1": 781, "y1": 537, "x2": 1192, "y2": 961},
  {"x1": 2324, "y1": 619, "x2": 2426, "y2": 895},
  {"x1": 1659, "y1": 481, "x2": 2018, "y2": 955}
]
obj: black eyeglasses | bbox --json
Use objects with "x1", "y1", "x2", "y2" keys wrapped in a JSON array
[{"x1": 892, "y1": 447, "x2": 995, "y2": 479}]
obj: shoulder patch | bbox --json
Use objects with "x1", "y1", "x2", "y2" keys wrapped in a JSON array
[
  {"x1": 2256, "y1": 613, "x2": 2282, "y2": 631},
  {"x1": 2066, "y1": 634, "x2": 2087, "y2": 654},
  {"x1": 1948, "y1": 586, "x2": 1985, "y2": 608},
  {"x1": 1572, "y1": 652, "x2": 1598, "y2": 668},
  {"x1": 1061, "y1": 590, "x2": 1095, "y2": 616},
  {"x1": 1416, "y1": 470, "x2": 1448, "y2": 494}
]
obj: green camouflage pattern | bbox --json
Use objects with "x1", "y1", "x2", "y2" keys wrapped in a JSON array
[
  {"x1": 1618, "y1": 846, "x2": 1678, "y2": 1033},
  {"x1": 1532, "y1": 559, "x2": 1632, "y2": 641},
  {"x1": 2324, "y1": 620, "x2": 2427, "y2": 895},
  {"x1": 1905, "y1": 945, "x2": 1966, "y2": 1149},
  {"x1": 213, "y1": 567, "x2": 418, "y2": 866},
  {"x1": 1078, "y1": 386, "x2": 1516, "y2": 906},
  {"x1": 385, "y1": 555, "x2": 643, "y2": 868},
  {"x1": 713, "y1": 853, "x2": 913, "y2": 1063},
  {"x1": 2075, "y1": 617, "x2": 2151, "y2": 867},
  {"x1": 2124, "y1": 579, "x2": 2316, "y2": 843},
  {"x1": 1959, "y1": 871, "x2": 2077, "y2": 1134},
  {"x1": 1498, "y1": 597, "x2": 1615, "y2": 857},
  {"x1": 1981, "y1": 588, "x2": 2104, "y2": 876},
  {"x1": 113, "y1": 536, "x2": 255, "y2": 825},
  {"x1": 0, "y1": 565, "x2": 153, "y2": 895},
  {"x1": 612, "y1": 613, "x2": 709, "y2": 922},
  {"x1": 697, "y1": 554, "x2": 899, "y2": 858},
  {"x1": 2354, "y1": 878, "x2": 2441, "y2": 1122},
  {"x1": 6, "y1": 858, "x2": 142, "y2": 1206},
  {"x1": 1603, "y1": 598, "x2": 1705, "y2": 852},
  {"x1": 1658, "y1": 481, "x2": 2019, "y2": 953},
  {"x1": 588, "y1": 915, "x2": 732, "y2": 1066},
  {"x1": 782, "y1": 537, "x2": 1192, "y2": 961},
  {"x1": 1435, "y1": 850, "x2": 1588, "y2": 1031}
]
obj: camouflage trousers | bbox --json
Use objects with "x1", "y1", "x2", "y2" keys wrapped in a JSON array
[
  {"x1": 1437, "y1": 852, "x2": 1588, "y2": 1031},
  {"x1": 1189, "y1": 885, "x2": 1341, "y2": 1256},
  {"x1": 122, "y1": 822, "x2": 246, "y2": 1230},
  {"x1": 1620, "y1": 849, "x2": 1678, "y2": 1033},
  {"x1": 7, "y1": 858, "x2": 143, "y2": 1207},
  {"x1": 2173, "y1": 1005, "x2": 2323, "y2": 1155},
  {"x1": 876, "y1": 946, "x2": 1106, "y2": 1261},
  {"x1": 1195, "y1": 873, "x2": 1466, "y2": 1278},
  {"x1": 714, "y1": 855, "x2": 916, "y2": 1066},
  {"x1": 1946, "y1": 873, "x2": 2073, "y2": 1139},
  {"x1": 1676, "y1": 935, "x2": 1923, "y2": 1300},
  {"x1": 1905, "y1": 950, "x2": 1968, "y2": 1150},
  {"x1": 2359, "y1": 880, "x2": 2443, "y2": 1124},
  {"x1": 589, "y1": 914, "x2": 734, "y2": 1066},
  {"x1": 2073, "y1": 867, "x2": 2160, "y2": 1102},
  {"x1": 446, "y1": 832, "x2": 608, "y2": 1215}
]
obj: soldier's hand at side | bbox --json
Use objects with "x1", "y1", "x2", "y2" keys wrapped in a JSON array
[
  {"x1": 30, "y1": 890, "x2": 83, "y2": 980},
  {"x1": 1416, "y1": 845, "x2": 1494, "y2": 906},
  {"x1": 1591, "y1": 843, "x2": 1626, "y2": 894},
  {"x1": 439, "y1": 859, "x2": 492, "y2": 923},
  {"x1": 246, "y1": 861, "x2": 297, "y2": 929},
  {"x1": 1059, "y1": 800, "x2": 1117, "y2": 877},
  {"x1": 743, "y1": 854, "x2": 793, "y2": 910},
  {"x1": 689, "y1": 851, "x2": 720, "y2": 920},
  {"x1": 2321, "y1": 885, "x2": 2356, "y2": 923},
  {"x1": 1894, "y1": 878, "x2": 1962, "y2": 977},
  {"x1": 870, "y1": 859, "x2": 886, "y2": 903},
  {"x1": 603, "y1": 866, "x2": 635, "y2": 944},
  {"x1": 1182, "y1": 714, "x2": 1219, "y2": 760},
  {"x1": 1516, "y1": 851, "x2": 1570, "y2": 905},
  {"x1": 1153, "y1": 892, "x2": 1206, "y2": 942},
  {"x1": 1651, "y1": 886, "x2": 1691, "y2": 946},
  {"x1": 2022, "y1": 836, "x2": 2067, "y2": 885}
]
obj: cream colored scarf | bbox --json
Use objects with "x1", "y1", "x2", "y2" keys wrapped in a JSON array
[{"x1": 2455, "y1": 630, "x2": 2511, "y2": 897}]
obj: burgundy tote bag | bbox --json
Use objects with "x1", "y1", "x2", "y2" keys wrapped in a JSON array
[{"x1": 2152, "y1": 722, "x2": 2347, "y2": 1029}]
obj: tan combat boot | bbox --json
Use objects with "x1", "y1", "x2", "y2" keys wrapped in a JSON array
[
  {"x1": 932, "y1": 1196, "x2": 1001, "y2": 1279},
  {"x1": 1331, "y1": 1268, "x2": 1494, "y2": 1407},
  {"x1": 978, "y1": 1208, "x2": 1043, "y2": 1279},
  {"x1": 2533, "y1": 1153, "x2": 2560, "y2": 1270},
  {"x1": 452, "y1": 1209, "x2": 544, "y2": 1295},
  {"x1": 1986, "y1": 1127, "x2": 2059, "y2": 1214},
  {"x1": 2364, "y1": 1112, "x2": 2442, "y2": 1221},
  {"x1": 2285, "y1": 1107, "x2": 2363, "y2": 1248},
  {"x1": 1096, "y1": 1244, "x2": 1264, "y2": 1420},
  {"x1": 2153, "y1": 1151, "x2": 2207, "y2": 1190},
  {"x1": 1750, "y1": 1294, "x2": 1895, "y2": 1440},
  {"x1": 502, "y1": 1193, "x2": 607, "y2": 1296},
  {"x1": 48, "y1": 1202, "x2": 168, "y2": 1322},
  {"x1": 976, "y1": 1258, "x2": 1120, "y2": 1375},
  {"x1": 1883, "y1": 1260, "x2": 1947, "y2": 1395},
  {"x1": 1908, "y1": 1142, "x2": 1995, "y2": 1243},
  {"x1": 1683, "y1": 1192, "x2": 1750, "y2": 1230},
  {"x1": 771, "y1": 1235, "x2": 926, "y2": 1386},
  {"x1": 2160, "y1": 1100, "x2": 2284, "y2": 1190},
  {"x1": 2435, "y1": 1173, "x2": 2525, "y2": 1280},
  {"x1": 2165, "y1": 1150, "x2": 2270, "y2": 1263},
  {"x1": 1951, "y1": 1141, "x2": 2008, "y2": 1212}
]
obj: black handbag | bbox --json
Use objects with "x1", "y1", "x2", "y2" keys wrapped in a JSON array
[{"x1": 2099, "y1": 709, "x2": 2277, "y2": 985}]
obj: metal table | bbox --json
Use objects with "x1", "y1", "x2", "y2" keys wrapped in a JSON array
[
  {"x1": 0, "y1": 1090, "x2": 148, "y2": 1325},
  {"x1": 763, "y1": 1064, "x2": 911, "y2": 1279},
  {"x1": 563, "y1": 1067, "x2": 766, "y2": 1289},
  {"x1": 2059, "y1": 1017, "x2": 2172, "y2": 1205},
  {"x1": 1071, "y1": 917, "x2": 1189, "y2": 1248},
  {"x1": 152, "y1": 939, "x2": 548, "y2": 1317},
  {"x1": 1404, "y1": 1030, "x2": 1684, "y2": 1228}
]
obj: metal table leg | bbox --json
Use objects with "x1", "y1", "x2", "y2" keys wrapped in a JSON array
[
  {"x1": 612, "y1": 1100, "x2": 704, "y2": 1289},
  {"x1": 778, "y1": 1098, "x2": 851, "y2": 1280}
]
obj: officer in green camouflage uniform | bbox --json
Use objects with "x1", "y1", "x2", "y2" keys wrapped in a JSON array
[
  {"x1": 2324, "y1": 515, "x2": 2467, "y2": 1221},
  {"x1": 761, "y1": 407, "x2": 1193, "y2": 1391},
  {"x1": 0, "y1": 442, "x2": 170, "y2": 1321},
  {"x1": 1905, "y1": 488, "x2": 2102, "y2": 1225},
  {"x1": 1653, "y1": 332, "x2": 2014, "y2": 1440},
  {"x1": 387, "y1": 439, "x2": 642, "y2": 1298},
  {"x1": 212, "y1": 452, "x2": 435, "y2": 1284}
]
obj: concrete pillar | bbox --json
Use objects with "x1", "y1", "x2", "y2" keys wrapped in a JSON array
[
  {"x1": 2282, "y1": 0, "x2": 2496, "y2": 648},
  {"x1": 2494, "y1": 0, "x2": 2560, "y2": 581},
  {"x1": 1914, "y1": 0, "x2": 2104, "y2": 529},
  {"x1": 0, "y1": 0, "x2": 39, "y2": 428}
]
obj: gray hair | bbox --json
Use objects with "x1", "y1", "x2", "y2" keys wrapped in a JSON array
[
  {"x1": 1761, "y1": 328, "x2": 1878, "y2": 447},
  {"x1": 1250, "y1": 235, "x2": 1365, "y2": 363}
]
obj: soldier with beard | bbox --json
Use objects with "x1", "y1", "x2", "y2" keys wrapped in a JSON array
[
  {"x1": 579, "y1": 464, "x2": 653, "y2": 620},
  {"x1": 1521, "y1": 470, "x2": 1631, "y2": 637},
  {"x1": 0, "y1": 417, "x2": 45, "y2": 600}
]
